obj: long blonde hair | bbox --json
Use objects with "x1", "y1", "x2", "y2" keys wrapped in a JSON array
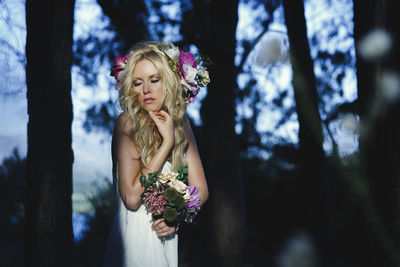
[{"x1": 118, "y1": 41, "x2": 189, "y2": 171}]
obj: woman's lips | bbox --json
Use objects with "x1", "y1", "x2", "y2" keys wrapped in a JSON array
[{"x1": 144, "y1": 98, "x2": 155, "y2": 104}]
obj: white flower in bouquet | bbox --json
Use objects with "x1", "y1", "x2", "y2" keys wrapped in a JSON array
[
  {"x1": 158, "y1": 169, "x2": 179, "y2": 184},
  {"x1": 169, "y1": 179, "x2": 187, "y2": 194},
  {"x1": 183, "y1": 189, "x2": 191, "y2": 202}
]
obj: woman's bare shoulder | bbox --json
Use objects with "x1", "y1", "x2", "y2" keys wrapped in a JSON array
[{"x1": 114, "y1": 112, "x2": 133, "y2": 135}]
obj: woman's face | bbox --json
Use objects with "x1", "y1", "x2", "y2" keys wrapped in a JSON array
[{"x1": 132, "y1": 59, "x2": 164, "y2": 112}]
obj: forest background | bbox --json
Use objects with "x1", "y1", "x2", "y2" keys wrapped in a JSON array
[{"x1": 1, "y1": 0, "x2": 400, "y2": 266}]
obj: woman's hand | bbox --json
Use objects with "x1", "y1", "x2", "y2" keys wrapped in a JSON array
[
  {"x1": 149, "y1": 110, "x2": 175, "y2": 147},
  {"x1": 152, "y1": 218, "x2": 179, "y2": 237}
]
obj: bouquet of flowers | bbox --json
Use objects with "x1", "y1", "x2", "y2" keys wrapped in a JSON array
[{"x1": 139, "y1": 165, "x2": 201, "y2": 227}]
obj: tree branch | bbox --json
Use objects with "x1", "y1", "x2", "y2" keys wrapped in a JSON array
[{"x1": 0, "y1": 38, "x2": 25, "y2": 64}]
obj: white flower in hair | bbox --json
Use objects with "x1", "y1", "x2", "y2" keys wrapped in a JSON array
[
  {"x1": 164, "y1": 45, "x2": 180, "y2": 61},
  {"x1": 180, "y1": 77, "x2": 196, "y2": 93},
  {"x1": 198, "y1": 67, "x2": 210, "y2": 86},
  {"x1": 183, "y1": 64, "x2": 198, "y2": 85}
]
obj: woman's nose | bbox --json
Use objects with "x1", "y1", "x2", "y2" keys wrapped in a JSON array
[{"x1": 143, "y1": 82, "x2": 150, "y2": 94}]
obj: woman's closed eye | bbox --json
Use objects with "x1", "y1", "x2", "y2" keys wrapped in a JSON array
[{"x1": 133, "y1": 80, "x2": 158, "y2": 86}]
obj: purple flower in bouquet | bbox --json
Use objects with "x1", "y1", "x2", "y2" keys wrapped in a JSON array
[
  {"x1": 186, "y1": 185, "x2": 201, "y2": 209},
  {"x1": 185, "y1": 185, "x2": 202, "y2": 223}
]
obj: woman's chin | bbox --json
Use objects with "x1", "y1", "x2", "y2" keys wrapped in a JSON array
[{"x1": 143, "y1": 106, "x2": 161, "y2": 113}]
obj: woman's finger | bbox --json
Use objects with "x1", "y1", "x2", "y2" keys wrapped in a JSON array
[
  {"x1": 156, "y1": 226, "x2": 168, "y2": 235},
  {"x1": 155, "y1": 110, "x2": 171, "y2": 121},
  {"x1": 149, "y1": 111, "x2": 167, "y2": 124},
  {"x1": 148, "y1": 111, "x2": 157, "y2": 121},
  {"x1": 156, "y1": 226, "x2": 169, "y2": 236},
  {"x1": 152, "y1": 218, "x2": 164, "y2": 230},
  {"x1": 156, "y1": 226, "x2": 176, "y2": 237},
  {"x1": 155, "y1": 110, "x2": 168, "y2": 117},
  {"x1": 149, "y1": 112, "x2": 162, "y2": 127}
]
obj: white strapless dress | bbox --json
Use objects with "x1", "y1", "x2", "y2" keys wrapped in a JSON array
[{"x1": 102, "y1": 162, "x2": 178, "y2": 267}]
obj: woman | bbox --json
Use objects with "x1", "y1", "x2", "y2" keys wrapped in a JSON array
[{"x1": 102, "y1": 41, "x2": 209, "y2": 267}]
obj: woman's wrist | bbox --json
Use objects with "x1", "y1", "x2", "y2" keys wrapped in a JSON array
[{"x1": 161, "y1": 137, "x2": 174, "y2": 150}]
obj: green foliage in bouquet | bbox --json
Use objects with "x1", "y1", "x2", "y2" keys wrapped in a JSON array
[
  {"x1": 172, "y1": 194, "x2": 185, "y2": 209},
  {"x1": 164, "y1": 187, "x2": 186, "y2": 210},
  {"x1": 140, "y1": 171, "x2": 159, "y2": 192},
  {"x1": 164, "y1": 206, "x2": 178, "y2": 222},
  {"x1": 164, "y1": 187, "x2": 179, "y2": 202},
  {"x1": 176, "y1": 165, "x2": 188, "y2": 184}
]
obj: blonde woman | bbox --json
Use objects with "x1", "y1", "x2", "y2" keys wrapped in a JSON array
[{"x1": 102, "y1": 41, "x2": 209, "y2": 267}]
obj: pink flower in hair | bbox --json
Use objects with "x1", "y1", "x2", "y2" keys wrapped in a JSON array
[
  {"x1": 110, "y1": 54, "x2": 130, "y2": 90},
  {"x1": 178, "y1": 50, "x2": 197, "y2": 69},
  {"x1": 177, "y1": 51, "x2": 197, "y2": 85}
]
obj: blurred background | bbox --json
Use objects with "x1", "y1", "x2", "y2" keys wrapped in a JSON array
[{"x1": 1, "y1": 0, "x2": 400, "y2": 266}]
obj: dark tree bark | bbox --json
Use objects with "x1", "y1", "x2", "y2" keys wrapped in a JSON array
[
  {"x1": 24, "y1": 0, "x2": 75, "y2": 266},
  {"x1": 188, "y1": 1, "x2": 245, "y2": 266},
  {"x1": 353, "y1": 0, "x2": 400, "y2": 265},
  {"x1": 282, "y1": 0, "x2": 333, "y2": 265},
  {"x1": 97, "y1": 0, "x2": 149, "y2": 51},
  {"x1": 353, "y1": 1, "x2": 379, "y2": 120}
]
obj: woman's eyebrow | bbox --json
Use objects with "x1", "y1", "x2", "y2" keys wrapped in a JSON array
[
  {"x1": 149, "y1": 73, "x2": 160, "y2": 78},
  {"x1": 132, "y1": 73, "x2": 159, "y2": 80}
]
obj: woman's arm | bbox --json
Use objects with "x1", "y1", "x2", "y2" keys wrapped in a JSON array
[
  {"x1": 113, "y1": 112, "x2": 174, "y2": 211},
  {"x1": 153, "y1": 119, "x2": 208, "y2": 238},
  {"x1": 185, "y1": 119, "x2": 209, "y2": 206}
]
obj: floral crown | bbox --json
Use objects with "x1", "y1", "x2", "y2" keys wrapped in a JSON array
[{"x1": 110, "y1": 43, "x2": 210, "y2": 103}]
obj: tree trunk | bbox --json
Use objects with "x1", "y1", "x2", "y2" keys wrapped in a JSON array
[
  {"x1": 185, "y1": 1, "x2": 245, "y2": 266},
  {"x1": 354, "y1": 0, "x2": 400, "y2": 265},
  {"x1": 200, "y1": 3, "x2": 245, "y2": 267},
  {"x1": 282, "y1": 0, "x2": 332, "y2": 265},
  {"x1": 96, "y1": 0, "x2": 148, "y2": 50},
  {"x1": 24, "y1": 0, "x2": 75, "y2": 266}
]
